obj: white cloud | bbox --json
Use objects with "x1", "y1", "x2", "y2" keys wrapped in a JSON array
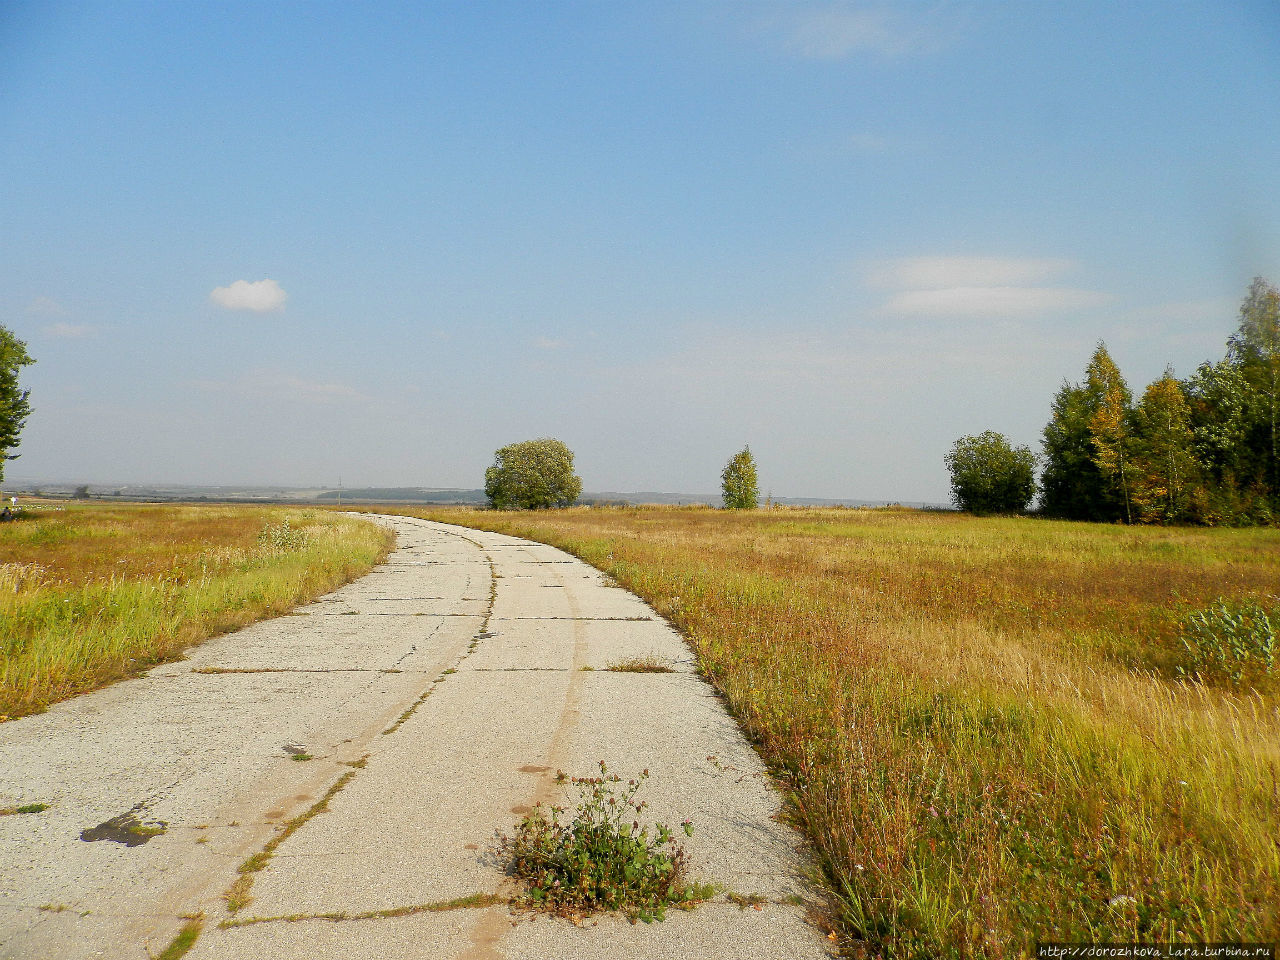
[
  {"x1": 209, "y1": 279, "x2": 287, "y2": 313},
  {"x1": 884, "y1": 285, "x2": 1108, "y2": 318},
  {"x1": 865, "y1": 255, "x2": 1107, "y2": 319},
  {"x1": 866, "y1": 256, "x2": 1076, "y2": 290},
  {"x1": 43, "y1": 321, "x2": 96, "y2": 339}
]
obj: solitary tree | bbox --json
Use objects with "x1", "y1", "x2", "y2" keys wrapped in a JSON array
[
  {"x1": 484, "y1": 437, "x2": 582, "y2": 510},
  {"x1": 721, "y1": 446, "x2": 759, "y2": 510},
  {"x1": 0, "y1": 325, "x2": 33, "y2": 484},
  {"x1": 945, "y1": 431, "x2": 1036, "y2": 515}
]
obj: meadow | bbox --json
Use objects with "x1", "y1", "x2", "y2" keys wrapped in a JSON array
[
  {"x1": 398, "y1": 505, "x2": 1280, "y2": 957},
  {"x1": 0, "y1": 503, "x2": 392, "y2": 719}
]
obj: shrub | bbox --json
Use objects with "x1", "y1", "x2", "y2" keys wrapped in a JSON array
[
  {"x1": 484, "y1": 437, "x2": 583, "y2": 510},
  {"x1": 497, "y1": 762, "x2": 702, "y2": 922},
  {"x1": 257, "y1": 517, "x2": 308, "y2": 553},
  {"x1": 1179, "y1": 598, "x2": 1277, "y2": 686}
]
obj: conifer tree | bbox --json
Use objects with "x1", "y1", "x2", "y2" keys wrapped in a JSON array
[{"x1": 1041, "y1": 380, "x2": 1111, "y2": 519}]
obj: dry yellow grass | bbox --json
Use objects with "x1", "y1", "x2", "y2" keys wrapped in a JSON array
[
  {"x1": 0, "y1": 503, "x2": 392, "y2": 718},
  {"x1": 398, "y1": 505, "x2": 1280, "y2": 957}
]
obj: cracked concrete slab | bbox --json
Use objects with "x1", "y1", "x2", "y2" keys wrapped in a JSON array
[{"x1": 0, "y1": 516, "x2": 833, "y2": 960}]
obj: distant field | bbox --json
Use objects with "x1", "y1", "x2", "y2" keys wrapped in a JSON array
[
  {"x1": 397, "y1": 505, "x2": 1280, "y2": 956},
  {"x1": 0, "y1": 503, "x2": 392, "y2": 719}
]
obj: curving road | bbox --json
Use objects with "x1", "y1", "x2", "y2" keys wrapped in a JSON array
[{"x1": 0, "y1": 516, "x2": 833, "y2": 960}]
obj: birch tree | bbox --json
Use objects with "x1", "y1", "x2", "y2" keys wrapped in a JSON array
[
  {"x1": 1085, "y1": 343, "x2": 1134, "y2": 523},
  {"x1": 1227, "y1": 276, "x2": 1280, "y2": 496},
  {"x1": 1129, "y1": 371, "x2": 1200, "y2": 523},
  {"x1": 721, "y1": 446, "x2": 759, "y2": 510}
]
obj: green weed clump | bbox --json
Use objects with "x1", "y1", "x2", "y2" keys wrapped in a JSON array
[
  {"x1": 1179, "y1": 598, "x2": 1277, "y2": 686},
  {"x1": 257, "y1": 517, "x2": 309, "y2": 554},
  {"x1": 499, "y1": 762, "x2": 702, "y2": 922}
]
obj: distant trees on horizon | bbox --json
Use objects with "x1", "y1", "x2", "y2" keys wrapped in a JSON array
[
  {"x1": 1040, "y1": 277, "x2": 1280, "y2": 525},
  {"x1": 945, "y1": 277, "x2": 1280, "y2": 524}
]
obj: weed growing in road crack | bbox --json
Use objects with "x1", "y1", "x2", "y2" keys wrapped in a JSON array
[
  {"x1": 498, "y1": 761, "x2": 709, "y2": 923},
  {"x1": 0, "y1": 802, "x2": 49, "y2": 815},
  {"x1": 155, "y1": 917, "x2": 202, "y2": 960},
  {"x1": 605, "y1": 655, "x2": 675, "y2": 673}
]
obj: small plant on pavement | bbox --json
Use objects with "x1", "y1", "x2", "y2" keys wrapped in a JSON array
[{"x1": 498, "y1": 762, "x2": 704, "y2": 922}]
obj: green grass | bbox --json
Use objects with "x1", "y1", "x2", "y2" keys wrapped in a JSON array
[
  {"x1": 155, "y1": 918, "x2": 202, "y2": 960},
  {"x1": 399, "y1": 505, "x2": 1280, "y2": 957},
  {"x1": 0, "y1": 504, "x2": 393, "y2": 719}
]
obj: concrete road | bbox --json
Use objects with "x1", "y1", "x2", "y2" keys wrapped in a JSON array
[{"x1": 0, "y1": 516, "x2": 833, "y2": 960}]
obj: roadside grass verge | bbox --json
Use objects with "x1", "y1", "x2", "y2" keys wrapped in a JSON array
[
  {"x1": 0, "y1": 504, "x2": 392, "y2": 719},
  {"x1": 401, "y1": 505, "x2": 1280, "y2": 956}
]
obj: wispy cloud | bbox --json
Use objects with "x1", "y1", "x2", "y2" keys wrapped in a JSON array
[
  {"x1": 884, "y1": 286, "x2": 1107, "y2": 318},
  {"x1": 845, "y1": 132, "x2": 894, "y2": 154},
  {"x1": 209, "y1": 278, "x2": 287, "y2": 313},
  {"x1": 43, "y1": 321, "x2": 96, "y2": 339},
  {"x1": 762, "y1": 3, "x2": 961, "y2": 60},
  {"x1": 26, "y1": 295, "x2": 66, "y2": 317},
  {"x1": 867, "y1": 255, "x2": 1107, "y2": 318},
  {"x1": 866, "y1": 256, "x2": 1075, "y2": 290},
  {"x1": 193, "y1": 370, "x2": 369, "y2": 405}
]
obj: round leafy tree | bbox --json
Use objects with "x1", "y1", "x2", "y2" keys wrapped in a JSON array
[
  {"x1": 485, "y1": 437, "x2": 583, "y2": 510},
  {"x1": 721, "y1": 446, "x2": 759, "y2": 510},
  {"x1": 945, "y1": 431, "x2": 1037, "y2": 515}
]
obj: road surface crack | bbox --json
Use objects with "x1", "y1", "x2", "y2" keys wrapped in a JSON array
[{"x1": 218, "y1": 892, "x2": 508, "y2": 929}]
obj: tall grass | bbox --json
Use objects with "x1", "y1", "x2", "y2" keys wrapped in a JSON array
[
  {"x1": 0, "y1": 505, "x2": 392, "y2": 719},
  {"x1": 403, "y1": 505, "x2": 1280, "y2": 956}
]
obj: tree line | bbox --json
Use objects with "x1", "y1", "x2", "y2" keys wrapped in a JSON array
[
  {"x1": 484, "y1": 438, "x2": 760, "y2": 510},
  {"x1": 949, "y1": 277, "x2": 1280, "y2": 525}
]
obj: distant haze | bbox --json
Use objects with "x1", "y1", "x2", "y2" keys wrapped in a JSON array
[{"x1": 2, "y1": 2, "x2": 1277, "y2": 503}]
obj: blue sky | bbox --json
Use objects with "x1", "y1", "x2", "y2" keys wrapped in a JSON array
[{"x1": 3, "y1": 1, "x2": 1278, "y2": 501}]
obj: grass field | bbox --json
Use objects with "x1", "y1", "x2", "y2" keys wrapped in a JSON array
[
  {"x1": 0, "y1": 503, "x2": 392, "y2": 719},
  {"x1": 396, "y1": 505, "x2": 1280, "y2": 957}
]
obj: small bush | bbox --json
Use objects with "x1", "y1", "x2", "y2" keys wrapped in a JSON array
[
  {"x1": 1179, "y1": 598, "x2": 1277, "y2": 686},
  {"x1": 498, "y1": 762, "x2": 702, "y2": 922},
  {"x1": 257, "y1": 517, "x2": 308, "y2": 554}
]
